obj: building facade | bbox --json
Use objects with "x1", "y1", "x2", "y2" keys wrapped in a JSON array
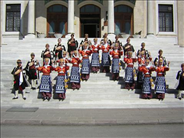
[{"x1": 1, "y1": 0, "x2": 184, "y2": 46}]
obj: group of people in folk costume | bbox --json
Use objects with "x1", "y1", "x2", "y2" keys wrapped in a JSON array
[{"x1": 11, "y1": 33, "x2": 184, "y2": 101}]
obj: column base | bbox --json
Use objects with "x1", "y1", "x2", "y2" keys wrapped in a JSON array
[
  {"x1": 146, "y1": 34, "x2": 156, "y2": 39},
  {"x1": 25, "y1": 34, "x2": 36, "y2": 39},
  {"x1": 107, "y1": 34, "x2": 115, "y2": 41}
]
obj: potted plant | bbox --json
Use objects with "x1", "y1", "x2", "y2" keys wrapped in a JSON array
[
  {"x1": 133, "y1": 31, "x2": 141, "y2": 38},
  {"x1": 120, "y1": 32, "x2": 130, "y2": 38},
  {"x1": 37, "y1": 32, "x2": 46, "y2": 38},
  {"x1": 54, "y1": 33, "x2": 63, "y2": 38}
]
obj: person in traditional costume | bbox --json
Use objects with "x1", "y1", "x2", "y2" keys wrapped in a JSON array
[
  {"x1": 53, "y1": 38, "x2": 66, "y2": 61},
  {"x1": 54, "y1": 59, "x2": 69, "y2": 101},
  {"x1": 101, "y1": 33, "x2": 112, "y2": 46},
  {"x1": 36, "y1": 58, "x2": 55, "y2": 101},
  {"x1": 41, "y1": 44, "x2": 54, "y2": 65},
  {"x1": 68, "y1": 51, "x2": 82, "y2": 90},
  {"x1": 137, "y1": 51, "x2": 152, "y2": 89},
  {"x1": 136, "y1": 42, "x2": 151, "y2": 58},
  {"x1": 155, "y1": 58, "x2": 170, "y2": 100},
  {"x1": 80, "y1": 34, "x2": 92, "y2": 50},
  {"x1": 62, "y1": 51, "x2": 70, "y2": 82},
  {"x1": 25, "y1": 53, "x2": 40, "y2": 90},
  {"x1": 100, "y1": 38, "x2": 112, "y2": 73},
  {"x1": 110, "y1": 43, "x2": 123, "y2": 80},
  {"x1": 112, "y1": 35, "x2": 123, "y2": 49},
  {"x1": 78, "y1": 43, "x2": 92, "y2": 81},
  {"x1": 91, "y1": 38, "x2": 100, "y2": 73},
  {"x1": 139, "y1": 59, "x2": 155, "y2": 99},
  {"x1": 11, "y1": 59, "x2": 28, "y2": 100},
  {"x1": 123, "y1": 37, "x2": 135, "y2": 53},
  {"x1": 154, "y1": 49, "x2": 167, "y2": 67},
  {"x1": 67, "y1": 33, "x2": 78, "y2": 57},
  {"x1": 124, "y1": 51, "x2": 137, "y2": 90},
  {"x1": 175, "y1": 63, "x2": 184, "y2": 100}
]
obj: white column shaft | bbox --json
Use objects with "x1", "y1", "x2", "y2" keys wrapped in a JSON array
[
  {"x1": 68, "y1": 0, "x2": 74, "y2": 34},
  {"x1": 147, "y1": 0, "x2": 154, "y2": 35},
  {"x1": 108, "y1": 0, "x2": 114, "y2": 34},
  {"x1": 27, "y1": 0, "x2": 35, "y2": 34}
]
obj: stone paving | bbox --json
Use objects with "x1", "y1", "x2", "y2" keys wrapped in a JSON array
[{"x1": 1, "y1": 107, "x2": 184, "y2": 125}]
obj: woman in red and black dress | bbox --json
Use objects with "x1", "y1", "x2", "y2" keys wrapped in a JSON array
[
  {"x1": 37, "y1": 58, "x2": 55, "y2": 101},
  {"x1": 54, "y1": 59, "x2": 69, "y2": 101},
  {"x1": 91, "y1": 38, "x2": 100, "y2": 73},
  {"x1": 68, "y1": 51, "x2": 82, "y2": 90},
  {"x1": 110, "y1": 43, "x2": 123, "y2": 80},
  {"x1": 155, "y1": 58, "x2": 170, "y2": 100},
  {"x1": 124, "y1": 51, "x2": 137, "y2": 90},
  {"x1": 100, "y1": 38, "x2": 112, "y2": 73},
  {"x1": 78, "y1": 43, "x2": 92, "y2": 81}
]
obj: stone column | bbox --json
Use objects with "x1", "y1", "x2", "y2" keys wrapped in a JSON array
[
  {"x1": 0, "y1": 0, "x2": 2, "y2": 45},
  {"x1": 177, "y1": 1, "x2": 184, "y2": 47},
  {"x1": 147, "y1": 0, "x2": 154, "y2": 36},
  {"x1": 107, "y1": 0, "x2": 115, "y2": 40},
  {"x1": 67, "y1": 0, "x2": 74, "y2": 35},
  {"x1": 25, "y1": 0, "x2": 35, "y2": 38}
]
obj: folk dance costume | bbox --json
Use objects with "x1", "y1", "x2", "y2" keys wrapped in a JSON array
[
  {"x1": 62, "y1": 52, "x2": 70, "y2": 82},
  {"x1": 137, "y1": 53, "x2": 152, "y2": 89},
  {"x1": 154, "y1": 56, "x2": 167, "y2": 67},
  {"x1": 101, "y1": 33, "x2": 112, "y2": 46},
  {"x1": 100, "y1": 42, "x2": 111, "y2": 73},
  {"x1": 155, "y1": 64, "x2": 169, "y2": 100},
  {"x1": 110, "y1": 48, "x2": 123, "y2": 80},
  {"x1": 123, "y1": 38, "x2": 135, "y2": 53},
  {"x1": 139, "y1": 64, "x2": 155, "y2": 99},
  {"x1": 124, "y1": 54, "x2": 137, "y2": 90},
  {"x1": 91, "y1": 42, "x2": 100, "y2": 73},
  {"x1": 41, "y1": 44, "x2": 54, "y2": 65},
  {"x1": 68, "y1": 53, "x2": 82, "y2": 90},
  {"x1": 37, "y1": 58, "x2": 55, "y2": 101},
  {"x1": 79, "y1": 47, "x2": 92, "y2": 81},
  {"x1": 25, "y1": 53, "x2": 39, "y2": 89},
  {"x1": 54, "y1": 59, "x2": 69, "y2": 100},
  {"x1": 154, "y1": 50, "x2": 167, "y2": 67},
  {"x1": 175, "y1": 64, "x2": 184, "y2": 100},
  {"x1": 53, "y1": 41, "x2": 66, "y2": 60},
  {"x1": 11, "y1": 60, "x2": 28, "y2": 100},
  {"x1": 67, "y1": 34, "x2": 78, "y2": 57},
  {"x1": 136, "y1": 42, "x2": 151, "y2": 58}
]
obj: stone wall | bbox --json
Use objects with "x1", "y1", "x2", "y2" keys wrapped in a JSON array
[
  {"x1": 133, "y1": 0, "x2": 147, "y2": 38},
  {"x1": 35, "y1": 1, "x2": 47, "y2": 35}
]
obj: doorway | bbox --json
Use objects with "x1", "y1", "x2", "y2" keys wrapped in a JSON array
[{"x1": 80, "y1": 5, "x2": 100, "y2": 38}]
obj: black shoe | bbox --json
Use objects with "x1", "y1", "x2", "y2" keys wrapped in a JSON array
[
  {"x1": 47, "y1": 97, "x2": 51, "y2": 101},
  {"x1": 32, "y1": 87, "x2": 36, "y2": 90},
  {"x1": 43, "y1": 97, "x2": 46, "y2": 101},
  {"x1": 178, "y1": 97, "x2": 182, "y2": 100},
  {"x1": 23, "y1": 97, "x2": 26, "y2": 100},
  {"x1": 12, "y1": 97, "x2": 18, "y2": 100}
]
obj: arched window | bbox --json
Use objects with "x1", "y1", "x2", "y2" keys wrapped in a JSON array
[
  {"x1": 114, "y1": 5, "x2": 133, "y2": 35},
  {"x1": 47, "y1": 5, "x2": 68, "y2": 36}
]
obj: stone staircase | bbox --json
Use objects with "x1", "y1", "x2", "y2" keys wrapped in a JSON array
[{"x1": 1, "y1": 37, "x2": 184, "y2": 109}]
